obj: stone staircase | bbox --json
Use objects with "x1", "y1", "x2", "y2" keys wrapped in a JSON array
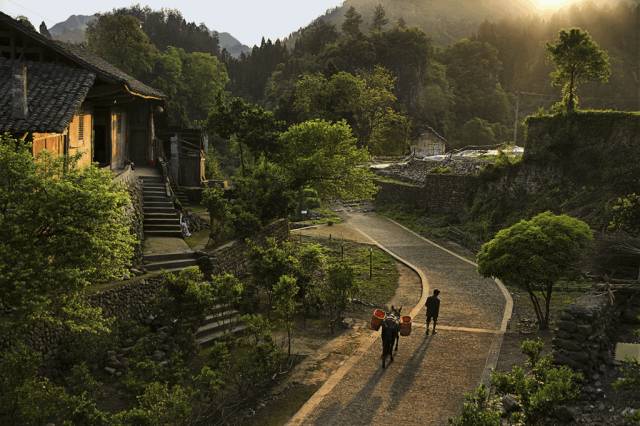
[
  {"x1": 143, "y1": 251, "x2": 200, "y2": 273},
  {"x1": 142, "y1": 176, "x2": 182, "y2": 238},
  {"x1": 196, "y1": 304, "x2": 247, "y2": 347}
]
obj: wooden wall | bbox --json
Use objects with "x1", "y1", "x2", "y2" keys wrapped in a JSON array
[
  {"x1": 68, "y1": 111, "x2": 92, "y2": 168},
  {"x1": 32, "y1": 132, "x2": 64, "y2": 156}
]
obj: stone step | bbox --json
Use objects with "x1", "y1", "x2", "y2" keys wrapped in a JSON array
[
  {"x1": 142, "y1": 176, "x2": 163, "y2": 183},
  {"x1": 144, "y1": 201, "x2": 174, "y2": 207},
  {"x1": 143, "y1": 184, "x2": 166, "y2": 190},
  {"x1": 144, "y1": 207, "x2": 176, "y2": 214},
  {"x1": 144, "y1": 224, "x2": 182, "y2": 232},
  {"x1": 144, "y1": 257, "x2": 198, "y2": 271},
  {"x1": 143, "y1": 251, "x2": 198, "y2": 263},
  {"x1": 143, "y1": 195, "x2": 172, "y2": 202},
  {"x1": 144, "y1": 218, "x2": 181, "y2": 226},
  {"x1": 144, "y1": 229, "x2": 184, "y2": 238},
  {"x1": 143, "y1": 189, "x2": 169, "y2": 194},
  {"x1": 144, "y1": 212, "x2": 180, "y2": 220},
  {"x1": 196, "y1": 311, "x2": 240, "y2": 337},
  {"x1": 196, "y1": 324, "x2": 247, "y2": 347}
]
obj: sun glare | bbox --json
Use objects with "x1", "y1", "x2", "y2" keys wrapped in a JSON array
[{"x1": 534, "y1": 0, "x2": 575, "y2": 10}]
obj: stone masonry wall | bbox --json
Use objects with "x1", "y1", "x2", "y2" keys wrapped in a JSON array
[
  {"x1": 198, "y1": 218, "x2": 290, "y2": 278},
  {"x1": 554, "y1": 288, "x2": 640, "y2": 373},
  {"x1": 375, "y1": 175, "x2": 476, "y2": 214}
]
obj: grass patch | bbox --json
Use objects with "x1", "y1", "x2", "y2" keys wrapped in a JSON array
[
  {"x1": 244, "y1": 383, "x2": 318, "y2": 426},
  {"x1": 293, "y1": 207, "x2": 344, "y2": 227},
  {"x1": 185, "y1": 229, "x2": 210, "y2": 250},
  {"x1": 299, "y1": 236, "x2": 399, "y2": 310}
]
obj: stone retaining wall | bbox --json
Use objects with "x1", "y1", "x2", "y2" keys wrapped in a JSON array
[
  {"x1": 375, "y1": 175, "x2": 476, "y2": 214},
  {"x1": 554, "y1": 287, "x2": 640, "y2": 373},
  {"x1": 199, "y1": 218, "x2": 290, "y2": 278}
]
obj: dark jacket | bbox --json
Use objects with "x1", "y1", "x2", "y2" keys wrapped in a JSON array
[{"x1": 426, "y1": 295, "x2": 440, "y2": 318}]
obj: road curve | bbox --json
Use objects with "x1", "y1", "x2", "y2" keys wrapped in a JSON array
[{"x1": 287, "y1": 212, "x2": 512, "y2": 426}]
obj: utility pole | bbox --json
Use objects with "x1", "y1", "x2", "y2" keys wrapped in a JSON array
[{"x1": 513, "y1": 91, "x2": 520, "y2": 146}]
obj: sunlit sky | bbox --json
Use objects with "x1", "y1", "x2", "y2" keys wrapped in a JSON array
[
  {"x1": 533, "y1": 0, "x2": 575, "y2": 10},
  {"x1": 0, "y1": 0, "x2": 344, "y2": 46},
  {"x1": 1, "y1": 0, "x2": 591, "y2": 46}
]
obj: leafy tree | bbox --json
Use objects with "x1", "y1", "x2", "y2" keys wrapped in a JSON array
[
  {"x1": 210, "y1": 273, "x2": 244, "y2": 307},
  {"x1": 477, "y1": 212, "x2": 593, "y2": 329},
  {"x1": 248, "y1": 238, "x2": 299, "y2": 306},
  {"x1": 457, "y1": 118, "x2": 497, "y2": 147},
  {"x1": 322, "y1": 262, "x2": 355, "y2": 333},
  {"x1": 113, "y1": 6, "x2": 220, "y2": 56},
  {"x1": 342, "y1": 6, "x2": 363, "y2": 38},
  {"x1": 272, "y1": 275, "x2": 299, "y2": 356},
  {"x1": 277, "y1": 120, "x2": 377, "y2": 201},
  {"x1": 442, "y1": 39, "x2": 511, "y2": 126},
  {"x1": 208, "y1": 97, "x2": 285, "y2": 163},
  {"x1": 232, "y1": 158, "x2": 293, "y2": 224},
  {"x1": 180, "y1": 51, "x2": 229, "y2": 123},
  {"x1": 609, "y1": 193, "x2": 640, "y2": 236},
  {"x1": 546, "y1": 28, "x2": 610, "y2": 112},
  {"x1": 294, "y1": 68, "x2": 404, "y2": 149},
  {"x1": 294, "y1": 243, "x2": 327, "y2": 318},
  {"x1": 371, "y1": 4, "x2": 389, "y2": 32},
  {"x1": 0, "y1": 136, "x2": 135, "y2": 339},
  {"x1": 86, "y1": 14, "x2": 158, "y2": 79},
  {"x1": 202, "y1": 186, "x2": 231, "y2": 243},
  {"x1": 370, "y1": 107, "x2": 411, "y2": 155}
]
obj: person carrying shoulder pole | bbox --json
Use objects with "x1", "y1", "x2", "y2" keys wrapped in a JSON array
[{"x1": 425, "y1": 289, "x2": 440, "y2": 335}]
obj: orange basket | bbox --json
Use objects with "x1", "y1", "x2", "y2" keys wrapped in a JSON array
[
  {"x1": 400, "y1": 316, "x2": 412, "y2": 336},
  {"x1": 370, "y1": 309, "x2": 386, "y2": 331}
]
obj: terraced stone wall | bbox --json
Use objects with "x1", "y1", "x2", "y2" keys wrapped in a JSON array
[{"x1": 375, "y1": 175, "x2": 476, "y2": 214}]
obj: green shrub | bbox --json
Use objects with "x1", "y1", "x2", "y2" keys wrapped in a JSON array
[
  {"x1": 450, "y1": 339, "x2": 582, "y2": 425},
  {"x1": 449, "y1": 385, "x2": 501, "y2": 426},
  {"x1": 491, "y1": 339, "x2": 582, "y2": 424}
]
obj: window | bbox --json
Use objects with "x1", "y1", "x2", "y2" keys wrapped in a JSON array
[{"x1": 78, "y1": 113, "x2": 84, "y2": 141}]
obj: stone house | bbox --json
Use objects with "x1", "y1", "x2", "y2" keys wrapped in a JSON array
[
  {"x1": 412, "y1": 126, "x2": 447, "y2": 157},
  {"x1": 0, "y1": 12, "x2": 165, "y2": 171}
]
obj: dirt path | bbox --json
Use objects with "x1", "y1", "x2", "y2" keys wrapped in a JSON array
[{"x1": 288, "y1": 212, "x2": 512, "y2": 425}]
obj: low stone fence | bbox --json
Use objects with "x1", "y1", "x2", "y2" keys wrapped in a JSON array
[
  {"x1": 554, "y1": 286, "x2": 640, "y2": 373},
  {"x1": 87, "y1": 276, "x2": 166, "y2": 324}
]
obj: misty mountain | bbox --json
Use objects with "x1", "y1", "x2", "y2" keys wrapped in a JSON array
[
  {"x1": 49, "y1": 14, "x2": 97, "y2": 43},
  {"x1": 292, "y1": 0, "x2": 538, "y2": 46},
  {"x1": 214, "y1": 31, "x2": 251, "y2": 58},
  {"x1": 48, "y1": 13, "x2": 248, "y2": 57}
]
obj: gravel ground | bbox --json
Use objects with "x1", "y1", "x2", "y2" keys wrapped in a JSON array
[{"x1": 296, "y1": 213, "x2": 509, "y2": 425}]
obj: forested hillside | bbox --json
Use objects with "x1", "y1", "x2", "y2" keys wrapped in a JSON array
[
  {"x1": 225, "y1": 0, "x2": 639, "y2": 150},
  {"x1": 292, "y1": 0, "x2": 535, "y2": 46}
]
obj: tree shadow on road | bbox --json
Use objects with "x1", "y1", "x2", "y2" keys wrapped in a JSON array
[
  {"x1": 387, "y1": 335, "x2": 432, "y2": 411},
  {"x1": 310, "y1": 365, "x2": 386, "y2": 425}
]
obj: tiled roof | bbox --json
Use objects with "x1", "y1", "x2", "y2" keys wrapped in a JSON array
[
  {"x1": 0, "y1": 11, "x2": 164, "y2": 100},
  {"x1": 0, "y1": 58, "x2": 95, "y2": 133},
  {"x1": 56, "y1": 42, "x2": 165, "y2": 99}
]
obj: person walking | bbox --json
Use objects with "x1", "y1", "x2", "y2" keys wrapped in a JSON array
[{"x1": 425, "y1": 289, "x2": 440, "y2": 335}]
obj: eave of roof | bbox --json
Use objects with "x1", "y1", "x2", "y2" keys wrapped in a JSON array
[{"x1": 0, "y1": 12, "x2": 165, "y2": 101}]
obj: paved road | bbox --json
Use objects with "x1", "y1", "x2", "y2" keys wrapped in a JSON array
[{"x1": 288, "y1": 213, "x2": 511, "y2": 425}]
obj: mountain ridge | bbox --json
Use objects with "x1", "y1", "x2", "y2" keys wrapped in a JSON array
[{"x1": 48, "y1": 13, "x2": 250, "y2": 58}]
